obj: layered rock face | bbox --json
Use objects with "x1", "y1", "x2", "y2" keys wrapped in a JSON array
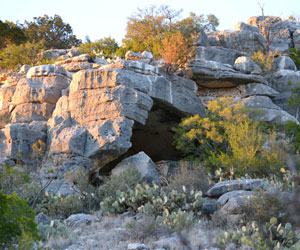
[
  {"x1": 1, "y1": 16, "x2": 300, "y2": 196},
  {"x1": 0, "y1": 57, "x2": 204, "y2": 194},
  {"x1": 0, "y1": 65, "x2": 71, "y2": 164},
  {"x1": 188, "y1": 17, "x2": 300, "y2": 125}
]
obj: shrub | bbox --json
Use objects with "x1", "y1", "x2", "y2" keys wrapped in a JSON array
[
  {"x1": 123, "y1": 5, "x2": 218, "y2": 58},
  {"x1": 0, "y1": 165, "x2": 41, "y2": 204},
  {"x1": 173, "y1": 98, "x2": 283, "y2": 178},
  {"x1": 24, "y1": 14, "x2": 81, "y2": 49},
  {"x1": 284, "y1": 121, "x2": 300, "y2": 153},
  {"x1": 166, "y1": 161, "x2": 210, "y2": 193},
  {"x1": 39, "y1": 220, "x2": 73, "y2": 242},
  {"x1": 126, "y1": 215, "x2": 168, "y2": 240},
  {"x1": 78, "y1": 37, "x2": 119, "y2": 59},
  {"x1": 162, "y1": 210, "x2": 195, "y2": 232},
  {"x1": 0, "y1": 192, "x2": 39, "y2": 247},
  {"x1": 37, "y1": 194, "x2": 83, "y2": 219},
  {"x1": 242, "y1": 190, "x2": 286, "y2": 225},
  {"x1": 288, "y1": 81, "x2": 300, "y2": 120},
  {"x1": 99, "y1": 168, "x2": 142, "y2": 199},
  {"x1": 217, "y1": 218, "x2": 300, "y2": 250},
  {"x1": 252, "y1": 50, "x2": 280, "y2": 72},
  {"x1": 0, "y1": 41, "x2": 45, "y2": 70},
  {"x1": 290, "y1": 48, "x2": 300, "y2": 69},
  {"x1": 160, "y1": 32, "x2": 192, "y2": 69},
  {"x1": 63, "y1": 168, "x2": 142, "y2": 213}
]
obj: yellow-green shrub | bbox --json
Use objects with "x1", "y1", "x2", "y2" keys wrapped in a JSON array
[
  {"x1": 173, "y1": 98, "x2": 284, "y2": 178},
  {"x1": 251, "y1": 50, "x2": 280, "y2": 72}
]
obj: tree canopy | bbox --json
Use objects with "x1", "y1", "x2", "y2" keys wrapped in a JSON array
[
  {"x1": 0, "y1": 21, "x2": 27, "y2": 49},
  {"x1": 23, "y1": 14, "x2": 81, "y2": 49},
  {"x1": 121, "y1": 5, "x2": 219, "y2": 57}
]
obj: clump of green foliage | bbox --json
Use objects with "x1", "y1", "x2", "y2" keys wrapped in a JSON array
[
  {"x1": 37, "y1": 194, "x2": 84, "y2": 219},
  {"x1": 217, "y1": 218, "x2": 300, "y2": 250},
  {"x1": 288, "y1": 81, "x2": 300, "y2": 120},
  {"x1": 284, "y1": 121, "x2": 300, "y2": 154},
  {"x1": 0, "y1": 192, "x2": 39, "y2": 248},
  {"x1": 290, "y1": 48, "x2": 300, "y2": 69},
  {"x1": 0, "y1": 41, "x2": 49, "y2": 70},
  {"x1": 0, "y1": 165, "x2": 42, "y2": 205},
  {"x1": 78, "y1": 37, "x2": 119, "y2": 59},
  {"x1": 23, "y1": 14, "x2": 81, "y2": 49},
  {"x1": 0, "y1": 20, "x2": 27, "y2": 49},
  {"x1": 0, "y1": 14, "x2": 80, "y2": 70},
  {"x1": 173, "y1": 98, "x2": 284, "y2": 178}
]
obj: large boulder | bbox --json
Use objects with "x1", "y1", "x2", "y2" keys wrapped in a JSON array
[
  {"x1": 270, "y1": 70, "x2": 300, "y2": 117},
  {"x1": 248, "y1": 16, "x2": 300, "y2": 52},
  {"x1": 111, "y1": 151, "x2": 160, "y2": 184},
  {"x1": 55, "y1": 54, "x2": 94, "y2": 73},
  {"x1": 65, "y1": 213, "x2": 98, "y2": 227},
  {"x1": 238, "y1": 83, "x2": 279, "y2": 98},
  {"x1": 8, "y1": 65, "x2": 72, "y2": 124},
  {"x1": 207, "y1": 30, "x2": 267, "y2": 54},
  {"x1": 188, "y1": 59, "x2": 266, "y2": 88},
  {"x1": 206, "y1": 179, "x2": 266, "y2": 198},
  {"x1": 272, "y1": 56, "x2": 297, "y2": 71},
  {"x1": 234, "y1": 56, "x2": 262, "y2": 74},
  {"x1": 243, "y1": 95, "x2": 299, "y2": 124},
  {"x1": 218, "y1": 190, "x2": 254, "y2": 214},
  {"x1": 195, "y1": 46, "x2": 244, "y2": 66},
  {"x1": 0, "y1": 121, "x2": 47, "y2": 164},
  {"x1": 235, "y1": 22, "x2": 259, "y2": 33}
]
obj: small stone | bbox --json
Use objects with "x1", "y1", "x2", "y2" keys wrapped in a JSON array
[
  {"x1": 35, "y1": 212, "x2": 50, "y2": 225},
  {"x1": 128, "y1": 243, "x2": 149, "y2": 250}
]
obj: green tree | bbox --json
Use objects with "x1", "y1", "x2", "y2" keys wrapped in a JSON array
[
  {"x1": 24, "y1": 14, "x2": 81, "y2": 49},
  {"x1": 0, "y1": 20, "x2": 27, "y2": 48},
  {"x1": 78, "y1": 37, "x2": 119, "y2": 58},
  {"x1": 0, "y1": 192, "x2": 39, "y2": 247},
  {"x1": 0, "y1": 41, "x2": 46, "y2": 70}
]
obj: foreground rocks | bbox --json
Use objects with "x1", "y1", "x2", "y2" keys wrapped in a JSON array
[
  {"x1": 206, "y1": 179, "x2": 266, "y2": 198},
  {"x1": 111, "y1": 151, "x2": 160, "y2": 184}
]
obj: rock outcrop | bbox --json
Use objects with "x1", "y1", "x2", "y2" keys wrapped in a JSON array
[
  {"x1": 188, "y1": 16, "x2": 300, "y2": 125},
  {"x1": 0, "y1": 55, "x2": 205, "y2": 194},
  {"x1": 1, "y1": 15, "x2": 300, "y2": 196}
]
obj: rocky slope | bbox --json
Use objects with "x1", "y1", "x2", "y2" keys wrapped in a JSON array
[{"x1": 0, "y1": 15, "x2": 300, "y2": 197}]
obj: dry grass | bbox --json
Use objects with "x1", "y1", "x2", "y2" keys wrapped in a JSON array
[{"x1": 166, "y1": 161, "x2": 211, "y2": 193}]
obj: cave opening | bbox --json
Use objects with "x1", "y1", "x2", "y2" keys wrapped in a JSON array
[{"x1": 99, "y1": 100, "x2": 184, "y2": 174}]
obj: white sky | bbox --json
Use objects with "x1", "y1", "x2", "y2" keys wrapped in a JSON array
[{"x1": 1, "y1": 0, "x2": 300, "y2": 43}]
